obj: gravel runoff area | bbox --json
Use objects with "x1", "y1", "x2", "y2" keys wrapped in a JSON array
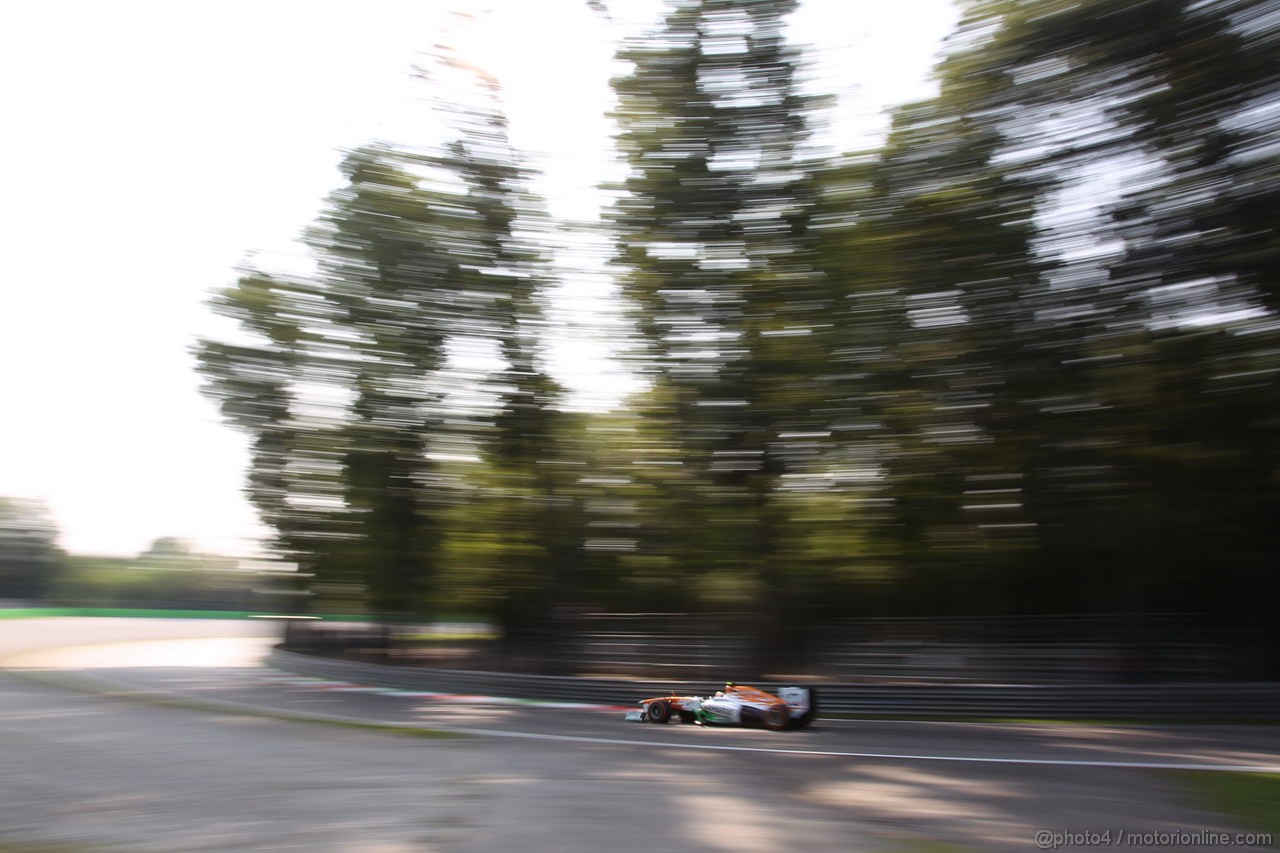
[{"x1": 1, "y1": 617, "x2": 1275, "y2": 852}]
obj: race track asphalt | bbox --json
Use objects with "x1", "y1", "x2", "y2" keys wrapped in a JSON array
[{"x1": 2, "y1": 618, "x2": 1277, "y2": 852}]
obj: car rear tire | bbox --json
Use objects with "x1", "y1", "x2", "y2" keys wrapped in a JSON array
[
  {"x1": 764, "y1": 704, "x2": 789, "y2": 731},
  {"x1": 647, "y1": 699, "x2": 671, "y2": 724}
]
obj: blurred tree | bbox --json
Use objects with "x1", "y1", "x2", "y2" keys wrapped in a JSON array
[
  {"x1": 137, "y1": 536, "x2": 201, "y2": 569},
  {"x1": 608, "y1": 0, "x2": 835, "y2": 668},
  {"x1": 198, "y1": 44, "x2": 563, "y2": 625},
  {"x1": 943, "y1": 0, "x2": 1280, "y2": 635},
  {"x1": 812, "y1": 41, "x2": 1053, "y2": 618},
  {"x1": 1007, "y1": 0, "x2": 1280, "y2": 658},
  {"x1": 48, "y1": 547, "x2": 252, "y2": 611},
  {"x1": 0, "y1": 497, "x2": 65, "y2": 602},
  {"x1": 813, "y1": 0, "x2": 1279, "y2": 658},
  {"x1": 190, "y1": 0, "x2": 1279, "y2": 673}
]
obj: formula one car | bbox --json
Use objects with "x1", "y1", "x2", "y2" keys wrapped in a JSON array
[{"x1": 624, "y1": 683, "x2": 816, "y2": 730}]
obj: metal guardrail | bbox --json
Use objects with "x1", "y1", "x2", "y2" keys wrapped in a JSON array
[
  {"x1": 267, "y1": 647, "x2": 1280, "y2": 719},
  {"x1": 276, "y1": 614, "x2": 1265, "y2": 682}
]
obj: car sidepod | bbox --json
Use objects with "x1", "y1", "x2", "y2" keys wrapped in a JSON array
[{"x1": 695, "y1": 697, "x2": 739, "y2": 726}]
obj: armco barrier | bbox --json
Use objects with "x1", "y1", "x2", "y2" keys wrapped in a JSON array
[{"x1": 267, "y1": 647, "x2": 1280, "y2": 719}]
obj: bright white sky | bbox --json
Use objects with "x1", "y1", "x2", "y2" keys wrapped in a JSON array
[{"x1": 0, "y1": 0, "x2": 958, "y2": 557}]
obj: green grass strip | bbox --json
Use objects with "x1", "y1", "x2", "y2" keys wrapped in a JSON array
[
  {"x1": 0, "y1": 842, "x2": 112, "y2": 852},
  {"x1": 0, "y1": 840, "x2": 116, "y2": 845},
  {"x1": 0, "y1": 608, "x2": 254, "y2": 620},
  {"x1": 2, "y1": 664, "x2": 461, "y2": 740},
  {"x1": 1175, "y1": 771, "x2": 1280, "y2": 842},
  {"x1": 0, "y1": 608, "x2": 375, "y2": 621}
]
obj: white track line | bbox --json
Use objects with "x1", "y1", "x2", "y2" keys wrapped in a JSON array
[
  {"x1": 438, "y1": 726, "x2": 1280, "y2": 773},
  {"x1": 815, "y1": 718, "x2": 1122, "y2": 729},
  {"x1": 258, "y1": 670, "x2": 1280, "y2": 770}
]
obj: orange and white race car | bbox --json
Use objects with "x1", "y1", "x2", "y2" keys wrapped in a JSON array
[{"x1": 624, "y1": 683, "x2": 816, "y2": 730}]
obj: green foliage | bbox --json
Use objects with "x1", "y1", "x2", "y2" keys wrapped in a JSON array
[
  {"x1": 806, "y1": 0, "x2": 1279, "y2": 644},
  {"x1": 197, "y1": 49, "x2": 564, "y2": 627},
  {"x1": 607, "y1": 0, "x2": 840, "y2": 663},
  {"x1": 47, "y1": 542, "x2": 253, "y2": 611},
  {"x1": 190, "y1": 0, "x2": 1280, "y2": 673},
  {"x1": 0, "y1": 497, "x2": 65, "y2": 601}
]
